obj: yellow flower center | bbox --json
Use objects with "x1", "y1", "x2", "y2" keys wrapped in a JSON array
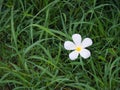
[{"x1": 76, "y1": 46, "x2": 82, "y2": 52}]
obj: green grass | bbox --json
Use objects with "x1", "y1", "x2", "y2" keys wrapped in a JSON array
[{"x1": 0, "y1": 0, "x2": 120, "y2": 90}]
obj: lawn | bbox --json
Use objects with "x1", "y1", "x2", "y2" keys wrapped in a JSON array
[{"x1": 0, "y1": 0, "x2": 120, "y2": 90}]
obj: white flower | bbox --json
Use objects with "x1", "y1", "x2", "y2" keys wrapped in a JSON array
[{"x1": 64, "y1": 34, "x2": 93, "y2": 60}]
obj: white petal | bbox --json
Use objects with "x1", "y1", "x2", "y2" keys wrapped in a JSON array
[
  {"x1": 72, "y1": 34, "x2": 82, "y2": 46},
  {"x1": 81, "y1": 38, "x2": 93, "y2": 48},
  {"x1": 80, "y1": 49, "x2": 91, "y2": 59},
  {"x1": 64, "y1": 41, "x2": 76, "y2": 50},
  {"x1": 69, "y1": 51, "x2": 79, "y2": 60}
]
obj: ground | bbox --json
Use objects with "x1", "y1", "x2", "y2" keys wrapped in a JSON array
[{"x1": 0, "y1": 0, "x2": 120, "y2": 90}]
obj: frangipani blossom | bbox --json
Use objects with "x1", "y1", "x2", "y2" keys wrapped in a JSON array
[{"x1": 64, "y1": 34, "x2": 93, "y2": 60}]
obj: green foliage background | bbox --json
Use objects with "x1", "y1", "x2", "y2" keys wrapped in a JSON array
[{"x1": 0, "y1": 0, "x2": 120, "y2": 90}]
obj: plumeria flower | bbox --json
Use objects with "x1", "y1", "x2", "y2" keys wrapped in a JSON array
[{"x1": 64, "y1": 34, "x2": 93, "y2": 60}]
